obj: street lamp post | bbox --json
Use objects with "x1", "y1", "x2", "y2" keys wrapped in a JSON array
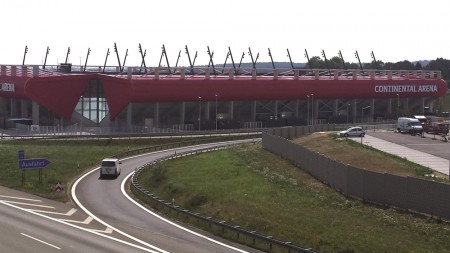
[
  {"x1": 306, "y1": 95, "x2": 310, "y2": 125},
  {"x1": 215, "y1": 94, "x2": 218, "y2": 131},
  {"x1": 362, "y1": 106, "x2": 371, "y2": 123},
  {"x1": 311, "y1": 94, "x2": 314, "y2": 125},
  {"x1": 80, "y1": 96, "x2": 83, "y2": 136},
  {"x1": 396, "y1": 93, "x2": 400, "y2": 117},
  {"x1": 198, "y1": 96, "x2": 201, "y2": 131},
  {"x1": 346, "y1": 103, "x2": 350, "y2": 124}
]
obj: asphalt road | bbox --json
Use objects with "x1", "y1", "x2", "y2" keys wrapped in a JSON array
[
  {"x1": 0, "y1": 196, "x2": 157, "y2": 253},
  {"x1": 73, "y1": 139, "x2": 262, "y2": 253},
  {"x1": 367, "y1": 130, "x2": 450, "y2": 160}
]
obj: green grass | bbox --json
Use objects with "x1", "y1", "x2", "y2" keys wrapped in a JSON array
[
  {"x1": 138, "y1": 143, "x2": 450, "y2": 253},
  {"x1": 0, "y1": 136, "x2": 241, "y2": 202}
]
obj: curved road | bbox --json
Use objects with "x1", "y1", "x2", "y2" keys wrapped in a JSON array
[{"x1": 73, "y1": 140, "x2": 262, "y2": 253}]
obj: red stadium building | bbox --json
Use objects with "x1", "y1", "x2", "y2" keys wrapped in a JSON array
[{"x1": 0, "y1": 64, "x2": 446, "y2": 132}]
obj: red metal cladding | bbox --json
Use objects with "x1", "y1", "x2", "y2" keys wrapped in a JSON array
[{"x1": 0, "y1": 74, "x2": 447, "y2": 120}]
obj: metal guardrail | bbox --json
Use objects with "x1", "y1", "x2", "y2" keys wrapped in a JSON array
[{"x1": 130, "y1": 143, "x2": 315, "y2": 253}]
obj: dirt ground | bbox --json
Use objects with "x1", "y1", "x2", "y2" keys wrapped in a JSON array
[{"x1": 293, "y1": 132, "x2": 445, "y2": 179}]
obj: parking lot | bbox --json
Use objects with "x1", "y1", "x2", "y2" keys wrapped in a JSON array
[{"x1": 366, "y1": 130, "x2": 450, "y2": 160}]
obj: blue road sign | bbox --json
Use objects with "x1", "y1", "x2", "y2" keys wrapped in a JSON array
[
  {"x1": 19, "y1": 158, "x2": 51, "y2": 170},
  {"x1": 18, "y1": 150, "x2": 25, "y2": 160}
]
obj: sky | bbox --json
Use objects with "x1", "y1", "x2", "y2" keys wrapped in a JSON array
[{"x1": 1, "y1": 0, "x2": 449, "y2": 67}]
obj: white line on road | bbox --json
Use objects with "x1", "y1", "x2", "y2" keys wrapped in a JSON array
[
  {"x1": 21, "y1": 233, "x2": 61, "y2": 250},
  {"x1": 3, "y1": 200, "x2": 55, "y2": 209},
  {"x1": 60, "y1": 216, "x2": 93, "y2": 224},
  {"x1": 27, "y1": 208, "x2": 77, "y2": 216},
  {"x1": 0, "y1": 195, "x2": 42, "y2": 202}
]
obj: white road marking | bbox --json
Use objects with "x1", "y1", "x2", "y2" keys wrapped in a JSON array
[
  {"x1": 60, "y1": 216, "x2": 93, "y2": 224},
  {"x1": 21, "y1": 233, "x2": 61, "y2": 250},
  {"x1": 72, "y1": 165, "x2": 170, "y2": 253},
  {"x1": 0, "y1": 201, "x2": 162, "y2": 253},
  {"x1": 90, "y1": 227, "x2": 114, "y2": 234},
  {"x1": 0, "y1": 195, "x2": 42, "y2": 202},
  {"x1": 3, "y1": 200, "x2": 54, "y2": 209},
  {"x1": 27, "y1": 208, "x2": 77, "y2": 216}
]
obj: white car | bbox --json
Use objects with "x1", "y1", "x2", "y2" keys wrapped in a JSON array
[
  {"x1": 339, "y1": 127, "x2": 365, "y2": 137},
  {"x1": 100, "y1": 158, "x2": 122, "y2": 178}
]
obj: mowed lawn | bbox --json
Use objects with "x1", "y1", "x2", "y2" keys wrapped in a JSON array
[{"x1": 139, "y1": 143, "x2": 450, "y2": 253}]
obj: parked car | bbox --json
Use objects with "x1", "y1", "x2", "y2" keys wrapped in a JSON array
[
  {"x1": 339, "y1": 127, "x2": 365, "y2": 137},
  {"x1": 396, "y1": 117, "x2": 423, "y2": 135},
  {"x1": 423, "y1": 122, "x2": 449, "y2": 135}
]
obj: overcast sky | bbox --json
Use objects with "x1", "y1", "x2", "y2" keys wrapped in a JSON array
[{"x1": 1, "y1": 0, "x2": 449, "y2": 67}]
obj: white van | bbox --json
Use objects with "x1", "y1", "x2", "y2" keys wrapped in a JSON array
[
  {"x1": 100, "y1": 158, "x2": 122, "y2": 178},
  {"x1": 397, "y1": 117, "x2": 423, "y2": 135}
]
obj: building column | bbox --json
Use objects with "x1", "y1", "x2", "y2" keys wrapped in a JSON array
[
  {"x1": 126, "y1": 103, "x2": 132, "y2": 131},
  {"x1": 353, "y1": 99, "x2": 357, "y2": 123},
  {"x1": 20, "y1": 100, "x2": 28, "y2": 118},
  {"x1": 0, "y1": 97, "x2": 6, "y2": 115},
  {"x1": 10, "y1": 99, "x2": 17, "y2": 117},
  {"x1": 251, "y1": 100, "x2": 256, "y2": 121},
  {"x1": 294, "y1": 100, "x2": 299, "y2": 118},
  {"x1": 154, "y1": 102, "x2": 160, "y2": 128},
  {"x1": 180, "y1": 102, "x2": 185, "y2": 124},
  {"x1": 229, "y1": 101, "x2": 234, "y2": 120},
  {"x1": 333, "y1": 99, "x2": 339, "y2": 116},
  {"x1": 274, "y1": 100, "x2": 278, "y2": 119},
  {"x1": 421, "y1": 97, "x2": 425, "y2": 114},
  {"x1": 388, "y1": 98, "x2": 392, "y2": 114},
  {"x1": 371, "y1": 98, "x2": 375, "y2": 122},
  {"x1": 205, "y1": 101, "x2": 210, "y2": 120},
  {"x1": 32, "y1": 101, "x2": 39, "y2": 125}
]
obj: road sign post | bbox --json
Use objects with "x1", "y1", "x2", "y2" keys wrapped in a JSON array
[{"x1": 18, "y1": 158, "x2": 51, "y2": 185}]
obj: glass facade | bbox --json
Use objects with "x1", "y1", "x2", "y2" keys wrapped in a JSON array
[{"x1": 75, "y1": 79, "x2": 109, "y2": 124}]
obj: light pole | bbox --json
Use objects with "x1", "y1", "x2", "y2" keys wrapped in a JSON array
[
  {"x1": 198, "y1": 96, "x2": 201, "y2": 131},
  {"x1": 215, "y1": 94, "x2": 218, "y2": 131},
  {"x1": 396, "y1": 93, "x2": 399, "y2": 117},
  {"x1": 311, "y1": 94, "x2": 314, "y2": 125},
  {"x1": 306, "y1": 95, "x2": 310, "y2": 125},
  {"x1": 80, "y1": 96, "x2": 83, "y2": 136},
  {"x1": 346, "y1": 103, "x2": 350, "y2": 124},
  {"x1": 362, "y1": 106, "x2": 371, "y2": 123}
]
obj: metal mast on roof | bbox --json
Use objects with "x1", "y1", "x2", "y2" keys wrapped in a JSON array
[
  {"x1": 65, "y1": 47, "x2": 70, "y2": 64},
  {"x1": 321, "y1": 49, "x2": 330, "y2": 73},
  {"x1": 103, "y1": 48, "x2": 110, "y2": 73},
  {"x1": 221, "y1": 51, "x2": 230, "y2": 74},
  {"x1": 173, "y1": 50, "x2": 181, "y2": 73},
  {"x1": 236, "y1": 52, "x2": 245, "y2": 75},
  {"x1": 304, "y1": 49, "x2": 312, "y2": 70},
  {"x1": 159, "y1": 44, "x2": 171, "y2": 74},
  {"x1": 122, "y1": 49, "x2": 128, "y2": 72},
  {"x1": 43, "y1": 46, "x2": 50, "y2": 70},
  {"x1": 228, "y1": 47, "x2": 237, "y2": 75},
  {"x1": 84, "y1": 48, "x2": 90, "y2": 72},
  {"x1": 370, "y1": 51, "x2": 379, "y2": 70},
  {"x1": 138, "y1": 43, "x2": 147, "y2": 74},
  {"x1": 338, "y1": 50, "x2": 346, "y2": 70},
  {"x1": 207, "y1": 46, "x2": 216, "y2": 75},
  {"x1": 248, "y1": 47, "x2": 259, "y2": 69},
  {"x1": 268, "y1": 48, "x2": 275, "y2": 69},
  {"x1": 185, "y1": 45, "x2": 197, "y2": 74},
  {"x1": 113, "y1": 42, "x2": 121, "y2": 72},
  {"x1": 354, "y1": 50, "x2": 364, "y2": 72},
  {"x1": 22, "y1": 45, "x2": 28, "y2": 65},
  {"x1": 287, "y1": 48, "x2": 294, "y2": 70}
]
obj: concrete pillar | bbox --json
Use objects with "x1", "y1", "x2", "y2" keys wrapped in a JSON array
[
  {"x1": 180, "y1": 102, "x2": 185, "y2": 124},
  {"x1": 32, "y1": 101, "x2": 39, "y2": 125},
  {"x1": 333, "y1": 99, "x2": 339, "y2": 116},
  {"x1": 0, "y1": 97, "x2": 6, "y2": 115},
  {"x1": 371, "y1": 99, "x2": 375, "y2": 122},
  {"x1": 353, "y1": 99, "x2": 357, "y2": 124},
  {"x1": 294, "y1": 100, "x2": 299, "y2": 118},
  {"x1": 251, "y1": 100, "x2": 257, "y2": 121},
  {"x1": 154, "y1": 102, "x2": 160, "y2": 128},
  {"x1": 421, "y1": 97, "x2": 425, "y2": 114},
  {"x1": 205, "y1": 101, "x2": 210, "y2": 120},
  {"x1": 229, "y1": 101, "x2": 234, "y2": 120},
  {"x1": 10, "y1": 99, "x2": 17, "y2": 117},
  {"x1": 388, "y1": 98, "x2": 392, "y2": 114},
  {"x1": 274, "y1": 100, "x2": 278, "y2": 119},
  {"x1": 21, "y1": 100, "x2": 28, "y2": 118},
  {"x1": 126, "y1": 103, "x2": 132, "y2": 131},
  {"x1": 405, "y1": 98, "x2": 409, "y2": 112}
]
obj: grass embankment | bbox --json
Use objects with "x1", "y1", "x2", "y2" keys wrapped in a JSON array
[
  {"x1": 138, "y1": 140, "x2": 450, "y2": 253},
  {"x1": 0, "y1": 137, "x2": 220, "y2": 202}
]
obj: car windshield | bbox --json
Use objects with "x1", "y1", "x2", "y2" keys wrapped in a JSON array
[
  {"x1": 102, "y1": 161, "x2": 115, "y2": 166},
  {"x1": 411, "y1": 122, "x2": 421, "y2": 126}
]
